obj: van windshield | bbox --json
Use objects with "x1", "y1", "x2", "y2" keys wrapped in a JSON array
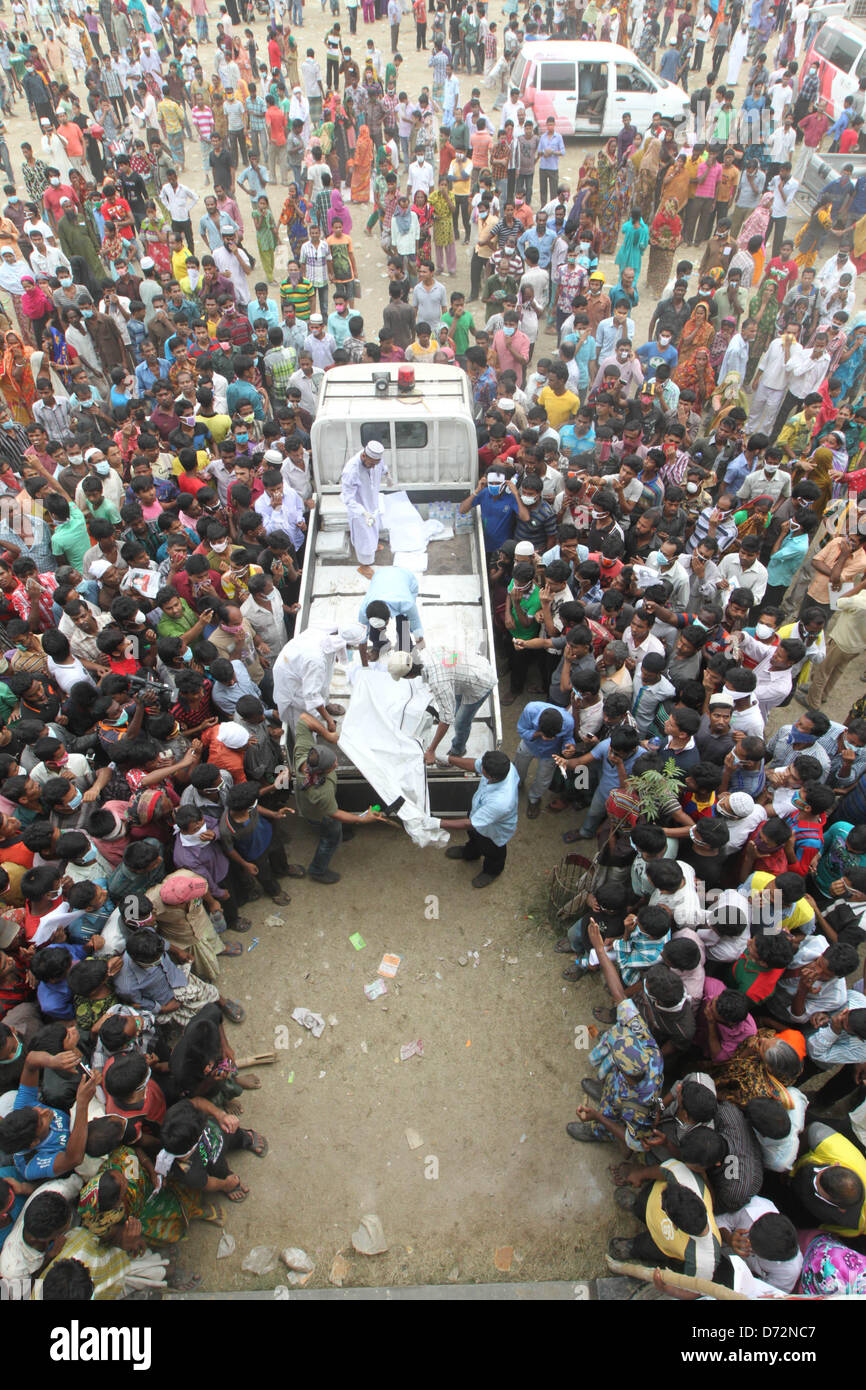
[{"x1": 814, "y1": 24, "x2": 862, "y2": 72}]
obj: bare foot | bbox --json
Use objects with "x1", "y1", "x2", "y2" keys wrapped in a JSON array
[
  {"x1": 357, "y1": 564, "x2": 374, "y2": 578},
  {"x1": 236, "y1": 1073, "x2": 261, "y2": 1090}
]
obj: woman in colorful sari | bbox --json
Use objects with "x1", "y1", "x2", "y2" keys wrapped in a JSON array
[
  {"x1": 676, "y1": 302, "x2": 714, "y2": 369},
  {"x1": 327, "y1": 188, "x2": 353, "y2": 235},
  {"x1": 659, "y1": 152, "x2": 690, "y2": 212},
  {"x1": 794, "y1": 444, "x2": 834, "y2": 514},
  {"x1": 40, "y1": 323, "x2": 79, "y2": 392},
  {"x1": 350, "y1": 123, "x2": 374, "y2": 203},
  {"x1": 633, "y1": 133, "x2": 662, "y2": 224},
  {"x1": 646, "y1": 198, "x2": 682, "y2": 298},
  {"x1": 18, "y1": 276, "x2": 54, "y2": 349},
  {"x1": 140, "y1": 199, "x2": 172, "y2": 276},
  {"x1": 748, "y1": 276, "x2": 783, "y2": 371},
  {"x1": 279, "y1": 184, "x2": 311, "y2": 259},
  {"x1": 597, "y1": 138, "x2": 620, "y2": 256},
  {"x1": 799, "y1": 1234, "x2": 866, "y2": 1296},
  {"x1": 0, "y1": 331, "x2": 36, "y2": 422},
  {"x1": 711, "y1": 1029, "x2": 804, "y2": 1108},
  {"x1": 706, "y1": 370, "x2": 750, "y2": 434},
  {"x1": 738, "y1": 189, "x2": 773, "y2": 251},
  {"x1": 793, "y1": 194, "x2": 835, "y2": 270},
  {"x1": 413, "y1": 189, "x2": 433, "y2": 263},
  {"x1": 0, "y1": 249, "x2": 29, "y2": 342},
  {"x1": 673, "y1": 346, "x2": 715, "y2": 409},
  {"x1": 832, "y1": 319, "x2": 866, "y2": 401},
  {"x1": 429, "y1": 176, "x2": 456, "y2": 276},
  {"x1": 78, "y1": 1144, "x2": 219, "y2": 1259}
]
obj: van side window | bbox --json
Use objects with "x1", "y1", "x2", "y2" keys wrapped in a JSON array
[
  {"x1": 616, "y1": 61, "x2": 654, "y2": 93},
  {"x1": 538, "y1": 61, "x2": 576, "y2": 90},
  {"x1": 814, "y1": 25, "x2": 861, "y2": 74},
  {"x1": 857, "y1": 47, "x2": 866, "y2": 81}
]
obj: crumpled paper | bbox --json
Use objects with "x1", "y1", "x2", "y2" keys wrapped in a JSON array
[{"x1": 292, "y1": 1007, "x2": 325, "y2": 1038}]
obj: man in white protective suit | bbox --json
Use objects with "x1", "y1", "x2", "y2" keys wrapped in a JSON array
[
  {"x1": 340, "y1": 438, "x2": 391, "y2": 576},
  {"x1": 272, "y1": 623, "x2": 367, "y2": 736}
]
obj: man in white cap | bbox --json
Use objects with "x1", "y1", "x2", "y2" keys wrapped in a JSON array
[
  {"x1": 340, "y1": 439, "x2": 391, "y2": 577},
  {"x1": 714, "y1": 790, "x2": 767, "y2": 855},
  {"x1": 388, "y1": 647, "x2": 497, "y2": 762},
  {"x1": 273, "y1": 623, "x2": 367, "y2": 736}
]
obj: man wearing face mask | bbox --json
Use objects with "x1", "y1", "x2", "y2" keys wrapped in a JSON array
[
  {"x1": 636, "y1": 327, "x2": 678, "y2": 381},
  {"x1": 460, "y1": 467, "x2": 527, "y2": 555}
]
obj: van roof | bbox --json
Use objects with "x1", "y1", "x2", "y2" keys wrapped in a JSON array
[
  {"x1": 815, "y1": 15, "x2": 866, "y2": 40},
  {"x1": 520, "y1": 39, "x2": 642, "y2": 60},
  {"x1": 317, "y1": 362, "x2": 474, "y2": 416}
]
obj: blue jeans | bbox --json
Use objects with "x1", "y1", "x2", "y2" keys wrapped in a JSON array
[
  {"x1": 309, "y1": 815, "x2": 343, "y2": 874},
  {"x1": 449, "y1": 690, "x2": 492, "y2": 756},
  {"x1": 195, "y1": 15, "x2": 208, "y2": 38},
  {"x1": 580, "y1": 786, "x2": 608, "y2": 838}
]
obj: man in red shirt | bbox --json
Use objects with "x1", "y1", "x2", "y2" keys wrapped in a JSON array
[
  {"x1": 99, "y1": 184, "x2": 136, "y2": 243},
  {"x1": 42, "y1": 170, "x2": 78, "y2": 229},
  {"x1": 765, "y1": 241, "x2": 799, "y2": 302}
]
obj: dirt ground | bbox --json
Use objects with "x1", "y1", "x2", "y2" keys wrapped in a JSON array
[{"x1": 1, "y1": 0, "x2": 857, "y2": 1293}]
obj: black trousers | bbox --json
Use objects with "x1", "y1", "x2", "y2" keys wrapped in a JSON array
[
  {"x1": 171, "y1": 217, "x2": 194, "y2": 252},
  {"x1": 459, "y1": 824, "x2": 507, "y2": 877},
  {"x1": 452, "y1": 194, "x2": 470, "y2": 239}
]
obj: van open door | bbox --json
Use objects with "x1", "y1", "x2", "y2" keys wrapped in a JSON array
[{"x1": 574, "y1": 58, "x2": 609, "y2": 133}]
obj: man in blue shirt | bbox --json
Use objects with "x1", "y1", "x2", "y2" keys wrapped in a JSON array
[
  {"x1": 359, "y1": 565, "x2": 423, "y2": 658},
  {"x1": 516, "y1": 701, "x2": 575, "y2": 816},
  {"x1": 537, "y1": 116, "x2": 566, "y2": 204},
  {"x1": 460, "y1": 469, "x2": 524, "y2": 553},
  {"x1": 567, "y1": 725, "x2": 641, "y2": 838},
  {"x1": 440, "y1": 749, "x2": 520, "y2": 886},
  {"x1": 246, "y1": 283, "x2": 281, "y2": 332},
  {"x1": 134, "y1": 341, "x2": 171, "y2": 398},
  {"x1": 517, "y1": 209, "x2": 557, "y2": 268},
  {"x1": 636, "y1": 331, "x2": 679, "y2": 380},
  {"x1": 0, "y1": 1048, "x2": 95, "y2": 1181}
]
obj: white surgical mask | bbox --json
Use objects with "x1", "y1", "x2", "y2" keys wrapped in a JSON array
[
  {"x1": 754, "y1": 622, "x2": 773, "y2": 640},
  {"x1": 686, "y1": 482, "x2": 699, "y2": 494},
  {"x1": 520, "y1": 493, "x2": 536, "y2": 504},
  {"x1": 211, "y1": 540, "x2": 228, "y2": 552}
]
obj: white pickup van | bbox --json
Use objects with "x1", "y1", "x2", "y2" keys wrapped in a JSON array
[
  {"x1": 300, "y1": 362, "x2": 502, "y2": 812},
  {"x1": 513, "y1": 40, "x2": 690, "y2": 137}
]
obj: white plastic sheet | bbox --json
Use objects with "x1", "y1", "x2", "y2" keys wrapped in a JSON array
[{"x1": 337, "y1": 666, "x2": 449, "y2": 848}]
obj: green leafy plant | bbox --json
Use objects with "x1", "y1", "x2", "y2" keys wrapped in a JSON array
[{"x1": 628, "y1": 758, "x2": 685, "y2": 822}]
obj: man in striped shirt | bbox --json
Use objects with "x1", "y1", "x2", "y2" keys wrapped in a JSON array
[
  {"x1": 244, "y1": 85, "x2": 268, "y2": 161},
  {"x1": 191, "y1": 98, "x2": 215, "y2": 183},
  {"x1": 388, "y1": 648, "x2": 497, "y2": 759}
]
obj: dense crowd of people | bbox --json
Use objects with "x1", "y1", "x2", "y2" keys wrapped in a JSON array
[{"x1": 0, "y1": 0, "x2": 860, "y2": 1305}]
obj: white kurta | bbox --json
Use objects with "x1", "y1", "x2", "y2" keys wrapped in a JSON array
[
  {"x1": 273, "y1": 628, "x2": 342, "y2": 732},
  {"x1": 340, "y1": 451, "x2": 390, "y2": 565}
]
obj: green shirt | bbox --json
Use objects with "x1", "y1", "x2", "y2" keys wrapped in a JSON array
[
  {"x1": 507, "y1": 580, "x2": 541, "y2": 639},
  {"x1": 293, "y1": 720, "x2": 339, "y2": 822},
  {"x1": 84, "y1": 498, "x2": 122, "y2": 525},
  {"x1": 50, "y1": 504, "x2": 91, "y2": 570},
  {"x1": 442, "y1": 309, "x2": 473, "y2": 355},
  {"x1": 157, "y1": 598, "x2": 198, "y2": 638}
]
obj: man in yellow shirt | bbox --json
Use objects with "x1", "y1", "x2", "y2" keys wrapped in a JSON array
[
  {"x1": 608, "y1": 1156, "x2": 723, "y2": 1280},
  {"x1": 538, "y1": 361, "x2": 579, "y2": 430},
  {"x1": 158, "y1": 89, "x2": 187, "y2": 170}
]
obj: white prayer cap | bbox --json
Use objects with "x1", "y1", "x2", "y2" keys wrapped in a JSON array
[
  {"x1": 709, "y1": 692, "x2": 734, "y2": 708},
  {"x1": 497, "y1": 397, "x2": 515, "y2": 410},
  {"x1": 364, "y1": 440, "x2": 385, "y2": 458},
  {"x1": 339, "y1": 622, "x2": 367, "y2": 647},
  {"x1": 140, "y1": 256, "x2": 155, "y2": 269},
  {"x1": 84, "y1": 446, "x2": 103, "y2": 461},
  {"x1": 218, "y1": 722, "x2": 250, "y2": 749},
  {"x1": 308, "y1": 313, "x2": 323, "y2": 325},
  {"x1": 727, "y1": 792, "x2": 755, "y2": 818},
  {"x1": 263, "y1": 448, "x2": 284, "y2": 464},
  {"x1": 514, "y1": 541, "x2": 535, "y2": 558},
  {"x1": 388, "y1": 652, "x2": 414, "y2": 680},
  {"x1": 90, "y1": 558, "x2": 113, "y2": 579}
]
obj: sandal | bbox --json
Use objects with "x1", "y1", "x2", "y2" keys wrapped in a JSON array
[
  {"x1": 236, "y1": 1073, "x2": 261, "y2": 1090},
  {"x1": 243, "y1": 1129, "x2": 269, "y2": 1158},
  {"x1": 220, "y1": 942, "x2": 242, "y2": 958},
  {"x1": 226, "y1": 1181, "x2": 249, "y2": 1202},
  {"x1": 285, "y1": 864, "x2": 307, "y2": 879},
  {"x1": 221, "y1": 998, "x2": 246, "y2": 1024},
  {"x1": 562, "y1": 828, "x2": 585, "y2": 844},
  {"x1": 554, "y1": 937, "x2": 575, "y2": 954},
  {"x1": 230, "y1": 917, "x2": 253, "y2": 933}
]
